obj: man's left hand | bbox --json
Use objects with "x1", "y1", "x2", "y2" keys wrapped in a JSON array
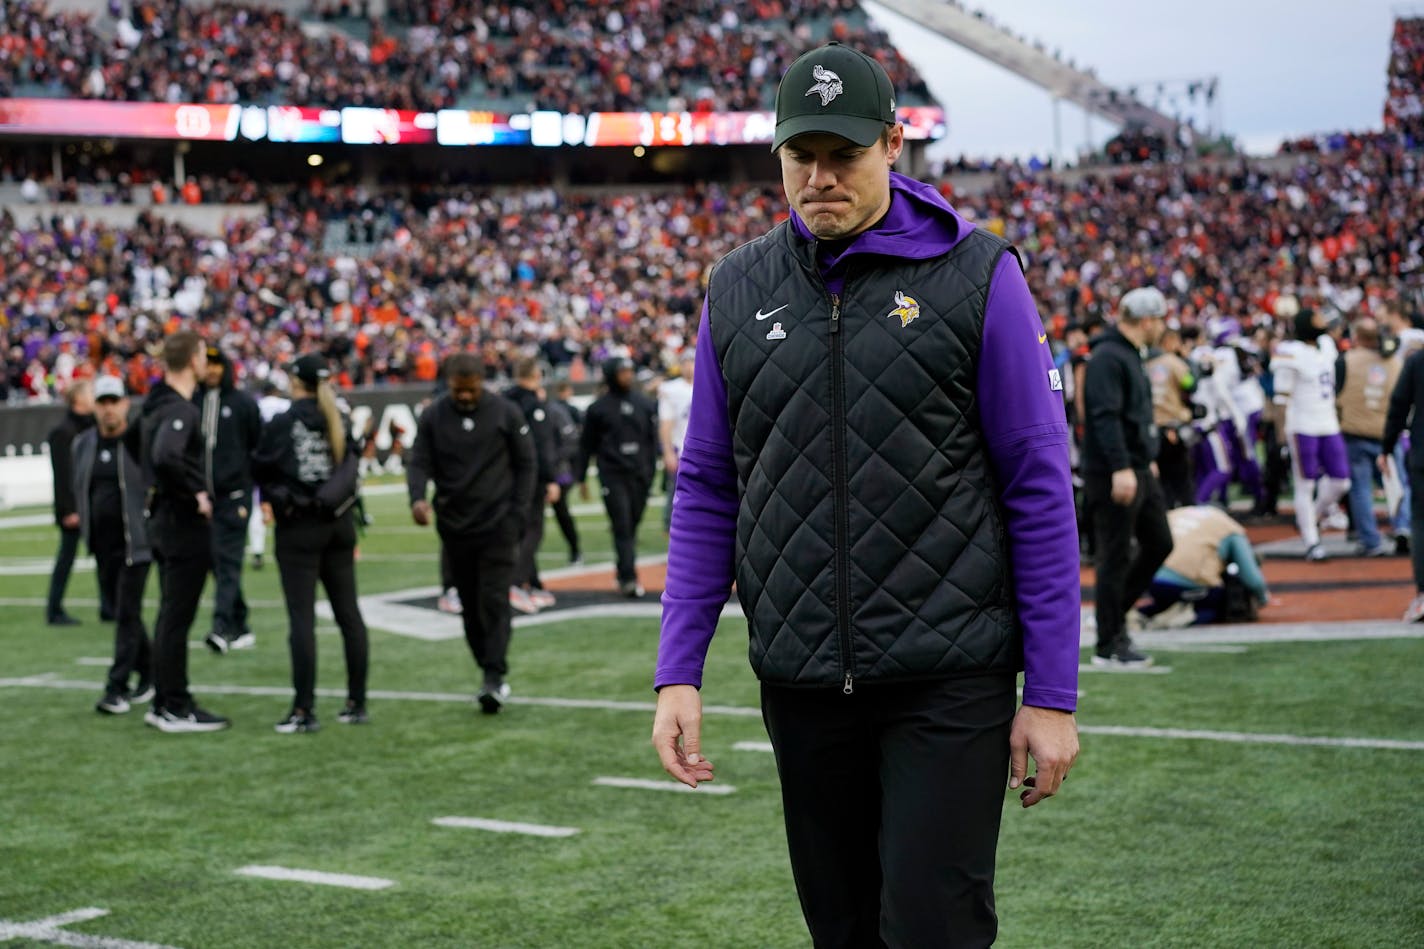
[{"x1": 1008, "y1": 706, "x2": 1079, "y2": 808}]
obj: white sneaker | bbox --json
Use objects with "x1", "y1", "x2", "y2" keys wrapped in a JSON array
[
  {"x1": 1404, "y1": 594, "x2": 1424, "y2": 623},
  {"x1": 1305, "y1": 544, "x2": 1329, "y2": 562},
  {"x1": 1320, "y1": 507, "x2": 1349, "y2": 531},
  {"x1": 529, "y1": 588, "x2": 556, "y2": 609},
  {"x1": 509, "y1": 586, "x2": 539, "y2": 615},
  {"x1": 437, "y1": 587, "x2": 463, "y2": 614},
  {"x1": 228, "y1": 632, "x2": 256, "y2": 650}
]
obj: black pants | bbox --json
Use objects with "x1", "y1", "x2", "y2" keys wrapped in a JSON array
[
  {"x1": 515, "y1": 492, "x2": 546, "y2": 589},
  {"x1": 1260, "y1": 418, "x2": 1287, "y2": 515},
  {"x1": 601, "y1": 474, "x2": 651, "y2": 583},
  {"x1": 1085, "y1": 469, "x2": 1174, "y2": 653},
  {"x1": 275, "y1": 514, "x2": 368, "y2": 712},
  {"x1": 443, "y1": 520, "x2": 518, "y2": 681},
  {"x1": 46, "y1": 525, "x2": 81, "y2": 620},
  {"x1": 209, "y1": 491, "x2": 251, "y2": 640},
  {"x1": 1156, "y1": 432, "x2": 1195, "y2": 510},
  {"x1": 94, "y1": 546, "x2": 152, "y2": 693},
  {"x1": 1410, "y1": 465, "x2": 1424, "y2": 593},
  {"x1": 151, "y1": 511, "x2": 211, "y2": 710},
  {"x1": 762, "y1": 674, "x2": 1016, "y2": 949},
  {"x1": 551, "y1": 490, "x2": 580, "y2": 560}
]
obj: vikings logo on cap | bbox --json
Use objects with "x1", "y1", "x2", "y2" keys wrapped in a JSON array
[
  {"x1": 805, "y1": 64, "x2": 844, "y2": 106},
  {"x1": 887, "y1": 290, "x2": 920, "y2": 328}
]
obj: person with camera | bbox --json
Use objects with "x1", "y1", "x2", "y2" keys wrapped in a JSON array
[{"x1": 252, "y1": 354, "x2": 369, "y2": 734}]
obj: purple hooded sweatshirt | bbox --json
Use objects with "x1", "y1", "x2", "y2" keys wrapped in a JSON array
[{"x1": 657, "y1": 172, "x2": 1080, "y2": 712}]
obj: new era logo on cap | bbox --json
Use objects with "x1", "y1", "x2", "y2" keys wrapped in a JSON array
[{"x1": 773, "y1": 42, "x2": 897, "y2": 151}]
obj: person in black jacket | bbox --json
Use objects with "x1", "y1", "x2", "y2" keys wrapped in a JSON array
[
  {"x1": 253, "y1": 354, "x2": 369, "y2": 733},
  {"x1": 138, "y1": 330, "x2": 229, "y2": 732},
  {"x1": 1081, "y1": 287, "x2": 1174, "y2": 667},
  {"x1": 73, "y1": 376, "x2": 153, "y2": 715},
  {"x1": 547, "y1": 380, "x2": 583, "y2": 564},
  {"x1": 196, "y1": 346, "x2": 262, "y2": 654},
  {"x1": 408, "y1": 353, "x2": 536, "y2": 713},
  {"x1": 1383, "y1": 340, "x2": 1424, "y2": 621},
  {"x1": 578, "y1": 357, "x2": 658, "y2": 597},
  {"x1": 504, "y1": 358, "x2": 563, "y2": 613},
  {"x1": 45, "y1": 378, "x2": 95, "y2": 625}
]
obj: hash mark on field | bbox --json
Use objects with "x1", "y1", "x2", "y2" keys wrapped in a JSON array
[
  {"x1": 733, "y1": 741, "x2": 773, "y2": 753},
  {"x1": 593, "y1": 776, "x2": 737, "y2": 795},
  {"x1": 234, "y1": 865, "x2": 396, "y2": 890},
  {"x1": 1079, "y1": 664, "x2": 1173, "y2": 674},
  {"x1": 75, "y1": 657, "x2": 111, "y2": 667},
  {"x1": 432, "y1": 817, "x2": 580, "y2": 837},
  {"x1": 0, "y1": 906, "x2": 183, "y2": 948}
]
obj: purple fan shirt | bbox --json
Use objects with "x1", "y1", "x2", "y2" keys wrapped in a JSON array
[{"x1": 657, "y1": 172, "x2": 1081, "y2": 712}]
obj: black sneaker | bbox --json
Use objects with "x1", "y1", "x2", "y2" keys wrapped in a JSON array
[
  {"x1": 1396, "y1": 534, "x2": 1411, "y2": 556},
  {"x1": 477, "y1": 680, "x2": 511, "y2": 714},
  {"x1": 251, "y1": 552, "x2": 264, "y2": 570},
  {"x1": 145, "y1": 703, "x2": 230, "y2": 733},
  {"x1": 618, "y1": 580, "x2": 646, "y2": 599},
  {"x1": 203, "y1": 631, "x2": 230, "y2": 655},
  {"x1": 95, "y1": 690, "x2": 131, "y2": 715},
  {"x1": 337, "y1": 702, "x2": 369, "y2": 725},
  {"x1": 47, "y1": 612, "x2": 81, "y2": 627},
  {"x1": 1091, "y1": 642, "x2": 1154, "y2": 669},
  {"x1": 274, "y1": 709, "x2": 320, "y2": 734},
  {"x1": 129, "y1": 678, "x2": 155, "y2": 704}
]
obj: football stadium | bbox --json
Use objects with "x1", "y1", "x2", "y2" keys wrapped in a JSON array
[{"x1": 2, "y1": 1, "x2": 1423, "y2": 946}]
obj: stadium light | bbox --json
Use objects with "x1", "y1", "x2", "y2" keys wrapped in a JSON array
[{"x1": 307, "y1": 154, "x2": 324, "y2": 167}]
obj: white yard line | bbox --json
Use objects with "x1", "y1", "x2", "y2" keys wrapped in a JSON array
[
  {"x1": 592, "y1": 776, "x2": 736, "y2": 795},
  {"x1": 0, "y1": 906, "x2": 184, "y2": 949},
  {"x1": 431, "y1": 817, "x2": 580, "y2": 837},
  {"x1": 733, "y1": 741, "x2": 774, "y2": 753},
  {"x1": 0, "y1": 513, "x2": 52, "y2": 529},
  {"x1": 3, "y1": 675, "x2": 1420, "y2": 752},
  {"x1": 74, "y1": 658, "x2": 111, "y2": 667},
  {"x1": 1079, "y1": 664, "x2": 1174, "y2": 674},
  {"x1": 233, "y1": 866, "x2": 395, "y2": 890}
]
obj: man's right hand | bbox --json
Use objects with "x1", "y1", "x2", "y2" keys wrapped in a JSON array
[
  {"x1": 61, "y1": 512, "x2": 80, "y2": 529},
  {"x1": 652, "y1": 684, "x2": 715, "y2": 788},
  {"x1": 411, "y1": 500, "x2": 432, "y2": 526},
  {"x1": 663, "y1": 451, "x2": 679, "y2": 475},
  {"x1": 195, "y1": 491, "x2": 213, "y2": 519},
  {"x1": 1110, "y1": 468, "x2": 1138, "y2": 506}
]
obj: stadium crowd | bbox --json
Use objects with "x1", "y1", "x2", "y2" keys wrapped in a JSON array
[
  {"x1": 0, "y1": 0, "x2": 929, "y2": 113},
  {"x1": 1386, "y1": 16, "x2": 1424, "y2": 147},
  {"x1": 6, "y1": 135, "x2": 1423, "y2": 404}
]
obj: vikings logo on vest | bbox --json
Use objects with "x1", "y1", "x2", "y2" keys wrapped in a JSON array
[
  {"x1": 766, "y1": 321, "x2": 787, "y2": 341},
  {"x1": 805, "y1": 65, "x2": 843, "y2": 106},
  {"x1": 887, "y1": 291, "x2": 920, "y2": 328}
]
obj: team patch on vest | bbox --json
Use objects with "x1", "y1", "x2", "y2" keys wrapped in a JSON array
[
  {"x1": 766, "y1": 321, "x2": 787, "y2": 341},
  {"x1": 887, "y1": 291, "x2": 920, "y2": 328}
]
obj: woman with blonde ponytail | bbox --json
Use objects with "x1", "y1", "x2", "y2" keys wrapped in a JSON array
[{"x1": 252, "y1": 354, "x2": 369, "y2": 734}]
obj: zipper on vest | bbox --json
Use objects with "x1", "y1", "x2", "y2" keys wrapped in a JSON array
[
  {"x1": 116, "y1": 443, "x2": 134, "y2": 567},
  {"x1": 828, "y1": 291, "x2": 854, "y2": 695}
]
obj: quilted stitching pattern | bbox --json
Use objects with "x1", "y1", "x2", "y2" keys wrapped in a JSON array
[{"x1": 711, "y1": 225, "x2": 1023, "y2": 686}]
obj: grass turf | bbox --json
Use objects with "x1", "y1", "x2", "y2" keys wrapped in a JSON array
[{"x1": 2, "y1": 489, "x2": 1422, "y2": 947}]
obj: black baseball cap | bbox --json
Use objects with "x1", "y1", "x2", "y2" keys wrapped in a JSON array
[
  {"x1": 292, "y1": 353, "x2": 331, "y2": 387},
  {"x1": 772, "y1": 42, "x2": 896, "y2": 152}
]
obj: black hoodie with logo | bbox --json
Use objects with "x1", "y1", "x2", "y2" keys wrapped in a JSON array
[
  {"x1": 194, "y1": 361, "x2": 261, "y2": 497},
  {"x1": 137, "y1": 380, "x2": 207, "y2": 520},
  {"x1": 578, "y1": 362, "x2": 658, "y2": 483}
]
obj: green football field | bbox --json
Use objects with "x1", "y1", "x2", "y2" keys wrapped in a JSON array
[{"x1": 2, "y1": 485, "x2": 1422, "y2": 948}]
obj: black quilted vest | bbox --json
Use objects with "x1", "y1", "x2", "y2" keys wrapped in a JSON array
[{"x1": 708, "y1": 221, "x2": 1023, "y2": 690}]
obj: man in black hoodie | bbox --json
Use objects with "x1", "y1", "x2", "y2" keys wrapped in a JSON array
[
  {"x1": 408, "y1": 353, "x2": 536, "y2": 713},
  {"x1": 578, "y1": 357, "x2": 658, "y2": 597},
  {"x1": 195, "y1": 346, "x2": 261, "y2": 653},
  {"x1": 45, "y1": 378, "x2": 95, "y2": 625},
  {"x1": 503, "y1": 357, "x2": 563, "y2": 613},
  {"x1": 1082, "y1": 287, "x2": 1174, "y2": 667},
  {"x1": 138, "y1": 330, "x2": 229, "y2": 732}
]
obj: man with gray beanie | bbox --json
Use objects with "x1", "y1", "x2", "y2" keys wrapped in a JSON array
[
  {"x1": 652, "y1": 41, "x2": 1080, "y2": 948},
  {"x1": 1082, "y1": 287, "x2": 1174, "y2": 668}
]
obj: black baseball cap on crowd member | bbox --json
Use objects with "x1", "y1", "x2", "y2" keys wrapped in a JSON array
[
  {"x1": 205, "y1": 345, "x2": 227, "y2": 365},
  {"x1": 292, "y1": 354, "x2": 331, "y2": 388},
  {"x1": 772, "y1": 42, "x2": 897, "y2": 152}
]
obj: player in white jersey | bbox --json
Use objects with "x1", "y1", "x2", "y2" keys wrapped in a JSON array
[
  {"x1": 1189, "y1": 342, "x2": 1235, "y2": 505},
  {"x1": 249, "y1": 380, "x2": 292, "y2": 569},
  {"x1": 1271, "y1": 308, "x2": 1351, "y2": 560},
  {"x1": 1209, "y1": 320, "x2": 1268, "y2": 510}
]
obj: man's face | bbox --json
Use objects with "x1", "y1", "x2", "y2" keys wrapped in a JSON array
[
  {"x1": 204, "y1": 361, "x2": 224, "y2": 388},
  {"x1": 450, "y1": 373, "x2": 482, "y2": 411},
  {"x1": 615, "y1": 367, "x2": 635, "y2": 391},
  {"x1": 94, "y1": 397, "x2": 128, "y2": 436},
  {"x1": 71, "y1": 387, "x2": 95, "y2": 417},
  {"x1": 190, "y1": 347, "x2": 208, "y2": 378},
  {"x1": 1142, "y1": 317, "x2": 1167, "y2": 347},
  {"x1": 779, "y1": 127, "x2": 903, "y2": 240}
]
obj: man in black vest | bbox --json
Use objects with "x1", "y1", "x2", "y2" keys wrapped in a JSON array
[
  {"x1": 408, "y1": 353, "x2": 536, "y2": 713},
  {"x1": 73, "y1": 376, "x2": 153, "y2": 714},
  {"x1": 578, "y1": 357, "x2": 658, "y2": 598},
  {"x1": 1082, "y1": 287, "x2": 1174, "y2": 668},
  {"x1": 196, "y1": 346, "x2": 262, "y2": 653},
  {"x1": 45, "y1": 378, "x2": 95, "y2": 625},
  {"x1": 652, "y1": 43, "x2": 1081, "y2": 948}
]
